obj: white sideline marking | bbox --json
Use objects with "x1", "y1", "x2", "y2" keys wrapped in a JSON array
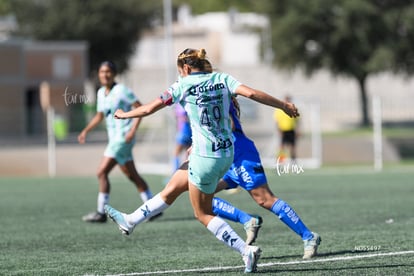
[{"x1": 98, "y1": 250, "x2": 414, "y2": 276}]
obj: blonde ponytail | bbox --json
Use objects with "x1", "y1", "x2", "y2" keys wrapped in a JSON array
[
  {"x1": 177, "y1": 48, "x2": 211, "y2": 72},
  {"x1": 197, "y1": 48, "x2": 206, "y2": 59}
]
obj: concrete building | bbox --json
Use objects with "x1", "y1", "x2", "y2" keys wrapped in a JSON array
[
  {"x1": 118, "y1": 8, "x2": 411, "y2": 166},
  {"x1": 0, "y1": 40, "x2": 88, "y2": 137},
  {"x1": 122, "y1": 8, "x2": 414, "y2": 133}
]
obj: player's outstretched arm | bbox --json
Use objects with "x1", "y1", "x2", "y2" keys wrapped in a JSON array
[
  {"x1": 78, "y1": 112, "x2": 104, "y2": 144},
  {"x1": 235, "y1": 84, "x2": 299, "y2": 118},
  {"x1": 114, "y1": 98, "x2": 166, "y2": 119}
]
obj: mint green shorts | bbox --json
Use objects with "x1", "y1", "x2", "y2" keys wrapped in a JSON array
[
  {"x1": 104, "y1": 140, "x2": 134, "y2": 165},
  {"x1": 188, "y1": 154, "x2": 233, "y2": 194}
]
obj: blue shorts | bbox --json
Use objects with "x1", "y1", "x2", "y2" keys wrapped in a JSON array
[
  {"x1": 189, "y1": 154, "x2": 233, "y2": 194},
  {"x1": 222, "y1": 141, "x2": 267, "y2": 191},
  {"x1": 104, "y1": 140, "x2": 134, "y2": 165},
  {"x1": 176, "y1": 125, "x2": 192, "y2": 146}
]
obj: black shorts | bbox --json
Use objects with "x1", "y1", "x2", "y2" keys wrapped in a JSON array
[{"x1": 281, "y1": 130, "x2": 296, "y2": 146}]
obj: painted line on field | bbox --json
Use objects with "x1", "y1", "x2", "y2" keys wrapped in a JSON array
[
  {"x1": 259, "y1": 250, "x2": 414, "y2": 268},
  {"x1": 97, "y1": 250, "x2": 414, "y2": 276}
]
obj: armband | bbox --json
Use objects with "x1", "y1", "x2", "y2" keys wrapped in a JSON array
[{"x1": 160, "y1": 91, "x2": 173, "y2": 106}]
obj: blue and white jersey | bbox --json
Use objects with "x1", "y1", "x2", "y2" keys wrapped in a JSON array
[
  {"x1": 160, "y1": 72, "x2": 241, "y2": 158},
  {"x1": 222, "y1": 99, "x2": 267, "y2": 190},
  {"x1": 229, "y1": 100, "x2": 260, "y2": 162},
  {"x1": 96, "y1": 83, "x2": 138, "y2": 142}
]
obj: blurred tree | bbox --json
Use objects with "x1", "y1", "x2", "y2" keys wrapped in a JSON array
[
  {"x1": 173, "y1": 0, "x2": 414, "y2": 126},
  {"x1": 10, "y1": 0, "x2": 162, "y2": 78},
  {"x1": 267, "y1": 0, "x2": 414, "y2": 126},
  {"x1": 0, "y1": 0, "x2": 11, "y2": 15},
  {"x1": 8, "y1": 0, "x2": 414, "y2": 127},
  {"x1": 173, "y1": 0, "x2": 263, "y2": 14}
]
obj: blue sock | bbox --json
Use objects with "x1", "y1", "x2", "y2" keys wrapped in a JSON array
[
  {"x1": 212, "y1": 197, "x2": 252, "y2": 225},
  {"x1": 271, "y1": 199, "x2": 313, "y2": 241}
]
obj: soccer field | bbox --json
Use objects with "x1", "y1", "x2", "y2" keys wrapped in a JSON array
[{"x1": 1, "y1": 167, "x2": 413, "y2": 275}]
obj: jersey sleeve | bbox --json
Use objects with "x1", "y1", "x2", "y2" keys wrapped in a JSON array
[
  {"x1": 223, "y1": 73, "x2": 242, "y2": 95},
  {"x1": 96, "y1": 88, "x2": 104, "y2": 113}
]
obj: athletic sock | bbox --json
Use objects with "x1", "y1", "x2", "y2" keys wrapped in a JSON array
[
  {"x1": 207, "y1": 216, "x2": 246, "y2": 254},
  {"x1": 126, "y1": 193, "x2": 169, "y2": 225},
  {"x1": 271, "y1": 199, "x2": 313, "y2": 241},
  {"x1": 97, "y1": 192, "x2": 109, "y2": 214},
  {"x1": 212, "y1": 197, "x2": 252, "y2": 225},
  {"x1": 140, "y1": 189, "x2": 153, "y2": 202}
]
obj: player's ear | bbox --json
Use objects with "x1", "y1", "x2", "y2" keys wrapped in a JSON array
[{"x1": 183, "y1": 64, "x2": 191, "y2": 75}]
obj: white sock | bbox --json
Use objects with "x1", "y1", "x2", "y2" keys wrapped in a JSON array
[
  {"x1": 126, "y1": 193, "x2": 169, "y2": 225},
  {"x1": 140, "y1": 189, "x2": 153, "y2": 202},
  {"x1": 207, "y1": 216, "x2": 246, "y2": 255},
  {"x1": 97, "y1": 192, "x2": 109, "y2": 214}
]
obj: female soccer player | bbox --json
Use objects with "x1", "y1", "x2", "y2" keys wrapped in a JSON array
[
  {"x1": 78, "y1": 61, "x2": 156, "y2": 223},
  {"x1": 107, "y1": 48, "x2": 299, "y2": 272},
  {"x1": 106, "y1": 97, "x2": 320, "y2": 260}
]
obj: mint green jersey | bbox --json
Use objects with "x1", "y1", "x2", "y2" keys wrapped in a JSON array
[
  {"x1": 161, "y1": 72, "x2": 241, "y2": 158},
  {"x1": 97, "y1": 83, "x2": 138, "y2": 142}
]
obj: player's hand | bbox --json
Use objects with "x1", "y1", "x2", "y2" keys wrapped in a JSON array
[
  {"x1": 78, "y1": 131, "x2": 87, "y2": 144},
  {"x1": 114, "y1": 109, "x2": 126, "y2": 119},
  {"x1": 283, "y1": 102, "x2": 300, "y2": 118}
]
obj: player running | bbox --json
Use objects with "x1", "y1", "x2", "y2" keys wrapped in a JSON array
[
  {"x1": 106, "y1": 97, "x2": 320, "y2": 260},
  {"x1": 78, "y1": 61, "x2": 157, "y2": 223},
  {"x1": 105, "y1": 48, "x2": 304, "y2": 272}
]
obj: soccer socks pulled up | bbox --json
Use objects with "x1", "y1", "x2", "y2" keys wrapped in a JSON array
[
  {"x1": 126, "y1": 193, "x2": 169, "y2": 225},
  {"x1": 212, "y1": 197, "x2": 252, "y2": 225},
  {"x1": 271, "y1": 199, "x2": 313, "y2": 241},
  {"x1": 207, "y1": 216, "x2": 246, "y2": 254},
  {"x1": 97, "y1": 192, "x2": 109, "y2": 214}
]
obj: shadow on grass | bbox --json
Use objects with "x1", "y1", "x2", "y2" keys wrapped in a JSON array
[{"x1": 261, "y1": 249, "x2": 367, "y2": 261}]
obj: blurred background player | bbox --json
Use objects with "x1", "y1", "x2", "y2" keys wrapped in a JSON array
[
  {"x1": 274, "y1": 95, "x2": 299, "y2": 162},
  {"x1": 78, "y1": 61, "x2": 156, "y2": 223},
  {"x1": 173, "y1": 104, "x2": 192, "y2": 171}
]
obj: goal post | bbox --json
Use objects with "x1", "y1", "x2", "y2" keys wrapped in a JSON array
[{"x1": 372, "y1": 96, "x2": 383, "y2": 171}]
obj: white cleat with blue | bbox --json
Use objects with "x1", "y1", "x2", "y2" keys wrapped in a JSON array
[
  {"x1": 243, "y1": 245, "x2": 262, "y2": 273},
  {"x1": 104, "y1": 204, "x2": 134, "y2": 235},
  {"x1": 303, "y1": 232, "x2": 321, "y2": 259}
]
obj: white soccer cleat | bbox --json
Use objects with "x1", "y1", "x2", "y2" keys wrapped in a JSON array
[
  {"x1": 303, "y1": 232, "x2": 321, "y2": 259},
  {"x1": 82, "y1": 211, "x2": 107, "y2": 223},
  {"x1": 243, "y1": 216, "x2": 263, "y2": 245},
  {"x1": 104, "y1": 204, "x2": 135, "y2": 235},
  {"x1": 243, "y1": 245, "x2": 262, "y2": 273}
]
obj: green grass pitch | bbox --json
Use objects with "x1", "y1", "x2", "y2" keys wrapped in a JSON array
[{"x1": 0, "y1": 168, "x2": 413, "y2": 275}]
